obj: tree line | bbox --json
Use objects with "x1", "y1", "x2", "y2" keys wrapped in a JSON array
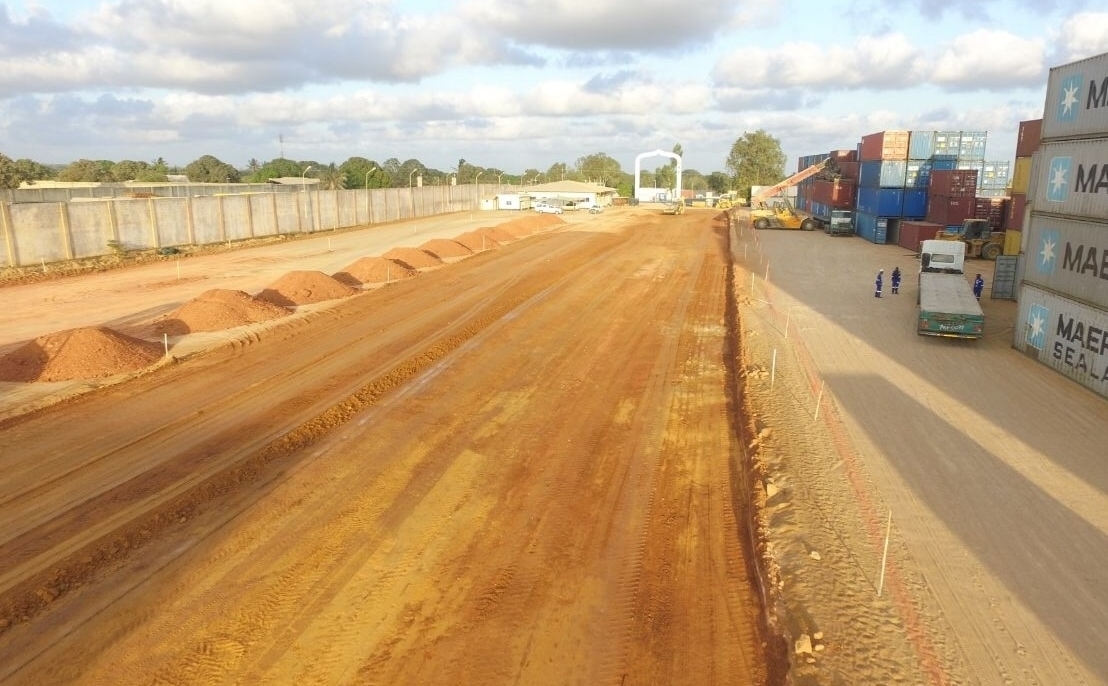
[{"x1": 0, "y1": 131, "x2": 789, "y2": 200}]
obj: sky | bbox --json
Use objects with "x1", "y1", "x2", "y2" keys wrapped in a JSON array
[{"x1": 2, "y1": 0, "x2": 1108, "y2": 178}]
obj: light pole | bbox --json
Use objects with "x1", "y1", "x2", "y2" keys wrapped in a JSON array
[
  {"x1": 475, "y1": 170, "x2": 483, "y2": 187},
  {"x1": 409, "y1": 167, "x2": 420, "y2": 188},
  {"x1": 365, "y1": 166, "x2": 377, "y2": 189},
  {"x1": 301, "y1": 165, "x2": 314, "y2": 191},
  {"x1": 497, "y1": 173, "x2": 503, "y2": 185}
]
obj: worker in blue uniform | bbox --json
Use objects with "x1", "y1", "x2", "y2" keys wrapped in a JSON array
[{"x1": 875, "y1": 269, "x2": 883, "y2": 298}]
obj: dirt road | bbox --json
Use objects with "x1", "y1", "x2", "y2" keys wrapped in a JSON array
[{"x1": 0, "y1": 209, "x2": 772, "y2": 684}]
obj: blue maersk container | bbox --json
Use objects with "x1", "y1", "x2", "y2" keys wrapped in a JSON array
[{"x1": 856, "y1": 187, "x2": 904, "y2": 216}]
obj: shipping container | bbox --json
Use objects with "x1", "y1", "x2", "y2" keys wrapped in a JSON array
[
  {"x1": 829, "y1": 149, "x2": 857, "y2": 162},
  {"x1": 929, "y1": 169, "x2": 978, "y2": 197},
  {"x1": 933, "y1": 131, "x2": 962, "y2": 157},
  {"x1": 854, "y1": 211, "x2": 893, "y2": 243},
  {"x1": 980, "y1": 160, "x2": 1011, "y2": 188},
  {"x1": 838, "y1": 160, "x2": 860, "y2": 180},
  {"x1": 1016, "y1": 118, "x2": 1043, "y2": 157},
  {"x1": 1024, "y1": 213, "x2": 1108, "y2": 310},
  {"x1": 905, "y1": 160, "x2": 933, "y2": 188},
  {"x1": 1041, "y1": 51, "x2": 1108, "y2": 140},
  {"x1": 1031, "y1": 138, "x2": 1108, "y2": 221},
  {"x1": 859, "y1": 160, "x2": 907, "y2": 188},
  {"x1": 931, "y1": 155, "x2": 958, "y2": 171},
  {"x1": 958, "y1": 131, "x2": 988, "y2": 159},
  {"x1": 926, "y1": 195, "x2": 975, "y2": 225},
  {"x1": 956, "y1": 159, "x2": 985, "y2": 176},
  {"x1": 811, "y1": 178, "x2": 856, "y2": 208},
  {"x1": 1005, "y1": 193, "x2": 1027, "y2": 230},
  {"x1": 902, "y1": 188, "x2": 928, "y2": 218},
  {"x1": 859, "y1": 130, "x2": 910, "y2": 161},
  {"x1": 856, "y1": 186, "x2": 904, "y2": 216},
  {"x1": 974, "y1": 196, "x2": 1008, "y2": 230},
  {"x1": 898, "y1": 220, "x2": 944, "y2": 251},
  {"x1": 1014, "y1": 283, "x2": 1108, "y2": 400},
  {"x1": 1011, "y1": 156, "x2": 1033, "y2": 194},
  {"x1": 977, "y1": 188, "x2": 1010, "y2": 199},
  {"x1": 909, "y1": 130, "x2": 936, "y2": 159}
]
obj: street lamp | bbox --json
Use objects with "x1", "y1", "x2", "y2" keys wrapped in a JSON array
[
  {"x1": 475, "y1": 171, "x2": 483, "y2": 187},
  {"x1": 497, "y1": 173, "x2": 503, "y2": 185},
  {"x1": 409, "y1": 167, "x2": 421, "y2": 188},
  {"x1": 365, "y1": 166, "x2": 377, "y2": 189},
  {"x1": 301, "y1": 165, "x2": 314, "y2": 191}
]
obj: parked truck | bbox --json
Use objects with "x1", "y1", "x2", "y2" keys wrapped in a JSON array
[{"x1": 917, "y1": 239, "x2": 984, "y2": 339}]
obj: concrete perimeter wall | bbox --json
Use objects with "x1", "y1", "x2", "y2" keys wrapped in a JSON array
[{"x1": 0, "y1": 184, "x2": 497, "y2": 268}]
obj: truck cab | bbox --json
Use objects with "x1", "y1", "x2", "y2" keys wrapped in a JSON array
[{"x1": 920, "y1": 239, "x2": 966, "y2": 274}]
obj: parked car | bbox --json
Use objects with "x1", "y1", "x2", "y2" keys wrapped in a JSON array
[
  {"x1": 588, "y1": 205, "x2": 604, "y2": 214},
  {"x1": 534, "y1": 203, "x2": 563, "y2": 214}
]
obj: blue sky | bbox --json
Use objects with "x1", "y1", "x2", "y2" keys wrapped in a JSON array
[{"x1": 1, "y1": 0, "x2": 1107, "y2": 177}]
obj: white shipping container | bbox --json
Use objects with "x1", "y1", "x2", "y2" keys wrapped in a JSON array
[
  {"x1": 1024, "y1": 213, "x2": 1108, "y2": 310},
  {"x1": 1030, "y1": 138, "x2": 1108, "y2": 220},
  {"x1": 1042, "y1": 50, "x2": 1108, "y2": 140},
  {"x1": 1015, "y1": 284, "x2": 1108, "y2": 400}
]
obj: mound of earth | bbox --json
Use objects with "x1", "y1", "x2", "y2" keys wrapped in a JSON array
[
  {"x1": 155, "y1": 289, "x2": 291, "y2": 335},
  {"x1": 0, "y1": 326, "x2": 164, "y2": 383},
  {"x1": 255, "y1": 270, "x2": 360, "y2": 307},
  {"x1": 419, "y1": 238, "x2": 473, "y2": 260},
  {"x1": 476, "y1": 226, "x2": 518, "y2": 244},
  {"x1": 498, "y1": 214, "x2": 564, "y2": 237},
  {"x1": 333, "y1": 257, "x2": 418, "y2": 286},
  {"x1": 381, "y1": 247, "x2": 443, "y2": 270},
  {"x1": 453, "y1": 230, "x2": 503, "y2": 252}
]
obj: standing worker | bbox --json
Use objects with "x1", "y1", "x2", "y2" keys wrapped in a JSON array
[
  {"x1": 875, "y1": 269, "x2": 883, "y2": 298},
  {"x1": 891, "y1": 267, "x2": 902, "y2": 295},
  {"x1": 973, "y1": 273, "x2": 985, "y2": 300}
]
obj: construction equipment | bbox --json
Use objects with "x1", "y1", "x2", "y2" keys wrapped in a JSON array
[
  {"x1": 716, "y1": 197, "x2": 734, "y2": 210},
  {"x1": 749, "y1": 158, "x2": 831, "y2": 208},
  {"x1": 750, "y1": 196, "x2": 820, "y2": 230},
  {"x1": 934, "y1": 219, "x2": 1004, "y2": 260},
  {"x1": 749, "y1": 158, "x2": 830, "y2": 230},
  {"x1": 662, "y1": 198, "x2": 685, "y2": 215}
]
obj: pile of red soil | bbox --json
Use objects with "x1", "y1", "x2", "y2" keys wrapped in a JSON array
[
  {"x1": 453, "y1": 230, "x2": 503, "y2": 252},
  {"x1": 333, "y1": 257, "x2": 418, "y2": 286},
  {"x1": 0, "y1": 326, "x2": 164, "y2": 383},
  {"x1": 255, "y1": 271, "x2": 359, "y2": 307},
  {"x1": 419, "y1": 238, "x2": 473, "y2": 260},
  {"x1": 381, "y1": 247, "x2": 443, "y2": 270},
  {"x1": 498, "y1": 214, "x2": 564, "y2": 237},
  {"x1": 155, "y1": 289, "x2": 291, "y2": 335}
]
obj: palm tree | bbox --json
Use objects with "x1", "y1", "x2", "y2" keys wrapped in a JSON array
[{"x1": 320, "y1": 164, "x2": 346, "y2": 191}]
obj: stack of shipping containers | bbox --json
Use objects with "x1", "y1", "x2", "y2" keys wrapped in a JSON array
[
  {"x1": 794, "y1": 150, "x2": 859, "y2": 231},
  {"x1": 1014, "y1": 50, "x2": 1108, "y2": 401},
  {"x1": 1006, "y1": 118, "x2": 1041, "y2": 231},
  {"x1": 854, "y1": 130, "x2": 910, "y2": 243}
]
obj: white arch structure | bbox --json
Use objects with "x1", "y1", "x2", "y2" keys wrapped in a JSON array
[{"x1": 634, "y1": 149, "x2": 682, "y2": 202}]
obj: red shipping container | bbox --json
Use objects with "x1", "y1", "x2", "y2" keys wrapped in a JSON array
[
  {"x1": 859, "y1": 130, "x2": 910, "y2": 161},
  {"x1": 1016, "y1": 119, "x2": 1042, "y2": 158},
  {"x1": 974, "y1": 196, "x2": 1008, "y2": 229},
  {"x1": 837, "y1": 160, "x2": 860, "y2": 180},
  {"x1": 929, "y1": 169, "x2": 978, "y2": 197},
  {"x1": 811, "y1": 178, "x2": 856, "y2": 208},
  {"x1": 926, "y1": 195, "x2": 975, "y2": 226},
  {"x1": 829, "y1": 149, "x2": 857, "y2": 163},
  {"x1": 899, "y1": 220, "x2": 944, "y2": 251},
  {"x1": 1005, "y1": 193, "x2": 1027, "y2": 230}
]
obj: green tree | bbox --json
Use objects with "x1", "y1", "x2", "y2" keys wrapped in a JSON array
[
  {"x1": 545, "y1": 162, "x2": 568, "y2": 182},
  {"x1": 339, "y1": 156, "x2": 387, "y2": 189},
  {"x1": 56, "y1": 159, "x2": 114, "y2": 182},
  {"x1": 574, "y1": 152, "x2": 622, "y2": 186},
  {"x1": 0, "y1": 153, "x2": 22, "y2": 189},
  {"x1": 184, "y1": 154, "x2": 241, "y2": 183},
  {"x1": 247, "y1": 158, "x2": 304, "y2": 182},
  {"x1": 707, "y1": 171, "x2": 731, "y2": 194},
  {"x1": 725, "y1": 130, "x2": 786, "y2": 198},
  {"x1": 319, "y1": 163, "x2": 346, "y2": 191}
]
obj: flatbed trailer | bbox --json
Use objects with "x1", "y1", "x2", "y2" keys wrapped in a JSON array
[{"x1": 917, "y1": 272, "x2": 984, "y2": 338}]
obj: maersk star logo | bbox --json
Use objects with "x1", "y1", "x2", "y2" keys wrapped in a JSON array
[
  {"x1": 1037, "y1": 229, "x2": 1059, "y2": 274},
  {"x1": 1047, "y1": 157, "x2": 1071, "y2": 202},
  {"x1": 1056, "y1": 74, "x2": 1083, "y2": 122},
  {"x1": 1027, "y1": 303, "x2": 1049, "y2": 350}
]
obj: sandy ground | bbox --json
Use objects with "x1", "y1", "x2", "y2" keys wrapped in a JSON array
[
  {"x1": 0, "y1": 208, "x2": 772, "y2": 685},
  {"x1": 2, "y1": 206, "x2": 1108, "y2": 685}
]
